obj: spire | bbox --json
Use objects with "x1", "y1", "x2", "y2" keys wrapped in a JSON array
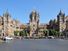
[
  {"x1": 59, "y1": 10, "x2": 65, "y2": 15},
  {"x1": 3, "y1": 9, "x2": 11, "y2": 17}
]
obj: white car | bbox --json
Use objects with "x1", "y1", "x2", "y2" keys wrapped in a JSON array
[
  {"x1": 4, "y1": 36, "x2": 13, "y2": 40},
  {"x1": 48, "y1": 36, "x2": 55, "y2": 39}
]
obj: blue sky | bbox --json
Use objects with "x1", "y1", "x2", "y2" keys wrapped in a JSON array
[{"x1": 0, "y1": 0, "x2": 68, "y2": 24}]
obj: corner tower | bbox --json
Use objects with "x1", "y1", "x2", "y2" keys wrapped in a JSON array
[
  {"x1": 3, "y1": 10, "x2": 11, "y2": 36},
  {"x1": 57, "y1": 10, "x2": 66, "y2": 35}
]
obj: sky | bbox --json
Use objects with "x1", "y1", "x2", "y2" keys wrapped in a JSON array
[{"x1": 0, "y1": 0, "x2": 68, "y2": 24}]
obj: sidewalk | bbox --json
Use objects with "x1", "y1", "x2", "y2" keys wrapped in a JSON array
[{"x1": 0, "y1": 39, "x2": 4, "y2": 43}]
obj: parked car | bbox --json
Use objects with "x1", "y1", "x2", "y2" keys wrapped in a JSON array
[
  {"x1": 48, "y1": 36, "x2": 55, "y2": 39},
  {"x1": 3, "y1": 36, "x2": 13, "y2": 41}
]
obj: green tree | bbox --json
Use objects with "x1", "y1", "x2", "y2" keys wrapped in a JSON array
[
  {"x1": 55, "y1": 31, "x2": 60, "y2": 37},
  {"x1": 51, "y1": 29, "x2": 56, "y2": 36},
  {"x1": 19, "y1": 30, "x2": 24, "y2": 36},
  {"x1": 48, "y1": 29, "x2": 60, "y2": 37},
  {"x1": 23, "y1": 29, "x2": 27, "y2": 36},
  {"x1": 19, "y1": 29, "x2": 27, "y2": 37},
  {"x1": 14, "y1": 31, "x2": 19, "y2": 36},
  {"x1": 43, "y1": 29, "x2": 49, "y2": 36},
  {"x1": 49, "y1": 29, "x2": 56, "y2": 36}
]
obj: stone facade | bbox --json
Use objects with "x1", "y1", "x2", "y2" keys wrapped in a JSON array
[
  {"x1": 38, "y1": 24, "x2": 47, "y2": 37},
  {"x1": 0, "y1": 16, "x2": 3, "y2": 36},
  {"x1": 0, "y1": 11, "x2": 20, "y2": 36},
  {"x1": 48, "y1": 19, "x2": 58, "y2": 31},
  {"x1": 57, "y1": 10, "x2": 68, "y2": 36},
  {"x1": 57, "y1": 10, "x2": 66, "y2": 33},
  {"x1": 28, "y1": 10, "x2": 48, "y2": 37},
  {"x1": 65, "y1": 16, "x2": 68, "y2": 31},
  {"x1": 29, "y1": 10, "x2": 39, "y2": 37}
]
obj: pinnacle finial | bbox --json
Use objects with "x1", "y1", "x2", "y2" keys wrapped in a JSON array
[
  {"x1": 59, "y1": 10, "x2": 65, "y2": 15},
  {"x1": 3, "y1": 9, "x2": 11, "y2": 17},
  {"x1": 32, "y1": 9, "x2": 36, "y2": 13}
]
